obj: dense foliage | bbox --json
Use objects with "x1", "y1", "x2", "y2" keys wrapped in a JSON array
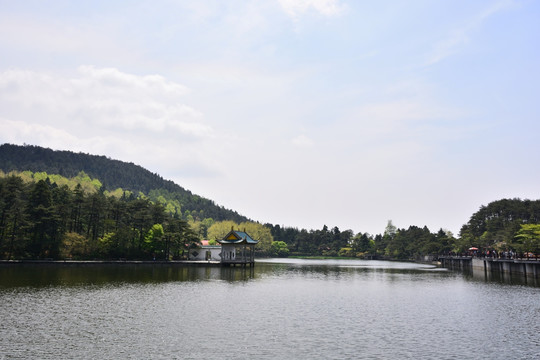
[
  {"x1": 266, "y1": 222, "x2": 456, "y2": 260},
  {"x1": 0, "y1": 144, "x2": 248, "y2": 223},
  {"x1": 458, "y1": 198, "x2": 540, "y2": 255},
  {"x1": 0, "y1": 175, "x2": 199, "y2": 260}
]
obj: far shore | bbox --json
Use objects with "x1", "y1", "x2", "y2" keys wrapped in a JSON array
[{"x1": 0, "y1": 257, "x2": 434, "y2": 266}]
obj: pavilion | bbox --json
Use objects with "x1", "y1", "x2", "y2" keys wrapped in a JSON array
[{"x1": 217, "y1": 229, "x2": 258, "y2": 267}]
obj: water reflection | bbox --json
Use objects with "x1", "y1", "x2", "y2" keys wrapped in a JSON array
[
  {"x1": 0, "y1": 264, "x2": 257, "y2": 288},
  {"x1": 259, "y1": 257, "x2": 436, "y2": 269},
  {"x1": 464, "y1": 266, "x2": 540, "y2": 287},
  {"x1": 1, "y1": 259, "x2": 539, "y2": 360},
  {"x1": 259, "y1": 258, "x2": 540, "y2": 287},
  {"x1": 0, "y1": 258, "x2": 538, "y2": 289}
]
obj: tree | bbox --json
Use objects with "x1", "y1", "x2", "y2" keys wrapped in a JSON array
[
  {"x1": 52, "y1": 184, "x2": 72, "y2": 236},
  {"x1": 423, "y1": 229, "x2": 454, "y2": 255},
  {"x1": 384, "y1": 220, "x2": 397, "y2": 237},
  {"x1": 0, "y1": 176, "x2": 29, "y2": 259},
  {"x1": 296, "y1": 229, "x2": 313, "y2": 254},
  {"x1": 513, "y1": 224, "x2": 540, "y2": 255},
  {"x1": 128, "y1": 198, "x2": 153, "y2": 256},
  {"x1": 163, "y1": 218, "x2": 198, "y2": 260},
  {"x1": 207, "y1": 220, "x2": 238, "y2": 241},
  {"x1": 376, "y1": 220, "x2": 396, "y2": 255},
  {"x1": 338, "y1": 247, "x2": 355, "y2": 257},
  {"x1": 459, "y1": 198, "x2": 540, "y2": 250},
  {"x1": 351, "y1": 232, "x2": 374, "y2": 254},
  {"x1": 27, "y1": 180, "x2": 60, "y2": 258},
  {"x1": 61, "y1": 232, "x2": 87, "y2": 259},
  {"x1": 144, "y1": 223, "x2": 165, "y2": 258},
  {"x1": 270, "y1": 241, "x2": 289, "y2": 257},
  {"x1": 239, "y1": 222, "x2": 274, "y2": 255},
  {"x1": 199, "y1": 217, "x2": 214, "y2": 238},
  {"x1": 70, "y1": 184, "x2": 84, "y2": 233},
  {"x1": 85, "y1": 192, "x2": 107, "y2": 246},
  {"x1": 0, "y1": 171, "x2": 207, "y2": 261}
]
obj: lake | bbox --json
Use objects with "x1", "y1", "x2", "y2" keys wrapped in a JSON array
[{"x1": 0, "y1": 259, "x2": 538, "y2": 359}]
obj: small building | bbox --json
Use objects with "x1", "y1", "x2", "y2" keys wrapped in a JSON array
[
  {"x1": 217, "y1": 229, "x2": 258, "y2": 267},
  {"x1": 188, "y1": 240, "x2": 222, "y2": 261}
]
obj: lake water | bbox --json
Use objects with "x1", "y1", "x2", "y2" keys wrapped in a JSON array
[{"x1": 0, "y1": 259, "x2": 539, "y2": 359}]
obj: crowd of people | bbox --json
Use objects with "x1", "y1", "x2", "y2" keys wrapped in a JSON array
[
  {"x1": 465, "y1": 249, "x2": 537, "y2": 260},
  {"x1": 446, "y1": 249, "x2": 538, "y2": 260}
]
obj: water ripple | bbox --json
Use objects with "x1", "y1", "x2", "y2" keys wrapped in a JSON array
[{"x1": 0, "y1": 261, "x2": 538, "y2": 359}]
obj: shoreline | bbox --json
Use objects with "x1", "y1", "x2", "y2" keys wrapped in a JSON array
[{"x1": 0, "y1": 259, "x2": 222, "y2": 266}]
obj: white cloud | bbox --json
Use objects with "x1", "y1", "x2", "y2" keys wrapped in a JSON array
[
  {"x1": 277, "y1": 0, "x2": 347, "y2": 18},
  {"x1": 0, "y1": 118, "x2": 80, "y2": 148},
  {"x1": 0, "y1": 66, "x2": 222, "y2": 183},
  {"x1": 291, "y1": 134, "x2": 314, "y2": 148},
  {"x1": 76, "y1": 66, "x2": 189, "y2": 98},
  {"x1": 0, "y1": 67, "x2": 208, "y2": 137}
]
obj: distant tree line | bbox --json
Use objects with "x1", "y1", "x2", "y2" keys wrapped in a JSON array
[
  {"x1": 1, "y1": 144, "x2": 539, "y2": 261},
  {"x1": 266, "y1": 199, "x2": 540, "y2": 259},
  {"x1": 265, "y1": 222, "x2": 455, "y2": 260}
]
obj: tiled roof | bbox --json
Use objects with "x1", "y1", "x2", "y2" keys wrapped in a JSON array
[
  {"x1": 217, "y1": 230, "x2": 259, "y2": 245},
  {"x1": 235, "y1": 231, "x2": 255, "y2": 243}
]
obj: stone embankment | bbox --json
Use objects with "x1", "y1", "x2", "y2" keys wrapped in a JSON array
[{"x1": 439, "y1": 256, "x2": 539, "y2": 280}]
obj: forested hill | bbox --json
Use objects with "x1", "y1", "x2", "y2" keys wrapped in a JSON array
[
  {"x1": 0, "y1": 143, "x2": 248, "y2": 223},
  {"x1": 0, "y1": 143, "x2": 181, "y2": 193}
]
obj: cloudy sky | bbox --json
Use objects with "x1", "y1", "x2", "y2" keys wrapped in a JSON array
[{"x1": 1, "y1": 0, "x2": 539, "y2": 235}]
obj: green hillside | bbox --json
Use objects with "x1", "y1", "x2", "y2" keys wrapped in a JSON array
[{"x1": 0, "y1": 143, "x2": 248, "y2": 223}]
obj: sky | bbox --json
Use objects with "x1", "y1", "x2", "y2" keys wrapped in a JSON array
[{"x1": 1, "y1": 0, "x2": 539, "y2": 236}]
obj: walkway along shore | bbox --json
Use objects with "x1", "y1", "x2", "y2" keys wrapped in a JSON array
[{"x1": 439, "y1": 256, "x2": 540, "y2": 280}]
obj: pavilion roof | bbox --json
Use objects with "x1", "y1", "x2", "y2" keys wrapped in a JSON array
[{"x1": 217, "y1": 230, "x2": 258, "y2": 245}]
